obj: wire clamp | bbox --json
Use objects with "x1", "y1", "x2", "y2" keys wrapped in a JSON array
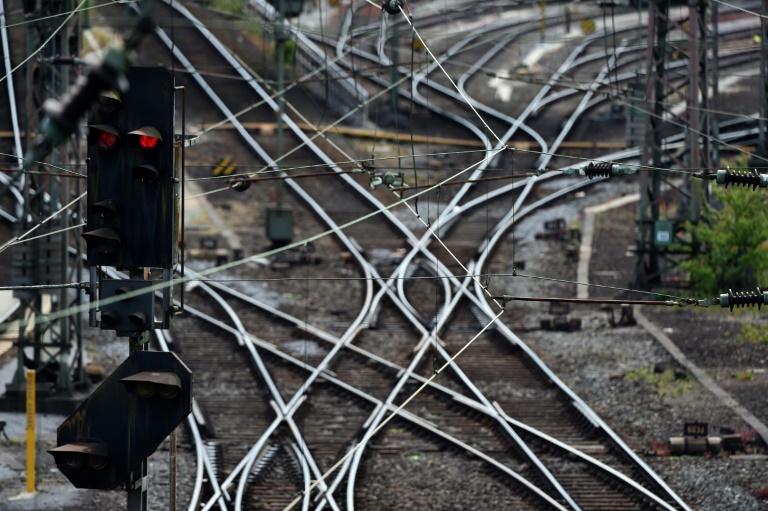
[{"x1": 369, "y1": 172, "x2": 404, "y2": 190}]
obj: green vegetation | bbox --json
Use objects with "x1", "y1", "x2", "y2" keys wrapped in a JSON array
[
  {"x1": 274, "y1": 38, "x2": 297, "y2": 64},
  {"x1": 677, "y1": 157, "x2": 768, "y2": 297},
  {"x1": 626, "y1": 367, "x2": 695, "y2": 398},
  {"x1": 737, "y1": 323, "x2": 768, "y2": 345},
  {"x1": 206, "y1": 0, "x2": 247, "y2": 15}
]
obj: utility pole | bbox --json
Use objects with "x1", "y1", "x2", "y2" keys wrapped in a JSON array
[
  {"x1": 635, "y1": 0, "x2": 666, "y2": 288},
  {"x1": 634, "y1": 0, "x2": 718, "y2": 289},
  {"x1": 277, "y1": 0, "x2": 286, "y2": 210},
  {"x1": 390, "y1": 14, "x2": 399, "y2": 117},
  {"x1": 758, "y1": 0, "x2": 768, "y2": 160},
  {"x1": 266, "y1": 0, "x2": 303, "y2": 246}
]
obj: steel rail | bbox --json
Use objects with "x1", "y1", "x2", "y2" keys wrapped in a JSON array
[
  {"x1": 191, "y1": 173, "x2": 674, "y2": 511},
  {"x1": 184, "y1": 264, "x2": 681, "y2": 511},
  {"x1": 0, "y1": 0, "x2": 24, "y2": 222},
  {"x1": 193, "y1": 278, "x2": 341, "y2": 511},
  {"x1": 466, "y1": 186, "x2": 693, "y2": 511},
  {"x1": 390, "y1": 13, "x2": 699, "y2": 506},
  {"x1": 176, "y1": 292, "x2": 569, "y2": 510},
  {"x1": 16, "y1": 5, "x2": 696, "y2": 511},
  {"x1": 324, "y1": 8, "x2": 688, "y2": 508},
  {"x1": 152, "y1": 7, "x2": 736, "y2": 508},
  {"x1": 152, "y1": 3, "x2": 708, "y2": 508},
  {"x1": 329, "y1": 3, "x2": 550, "y2": 150}
]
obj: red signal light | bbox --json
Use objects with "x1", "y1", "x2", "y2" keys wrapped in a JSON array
[
  {"x1": 98, "y1": 131, "x2": 119, "y2": 150},
  {"x1": 138, "y1": 135, "x2": 160, "y2": 151},
  {"x1": 89, "y1": 125, "x2": 120, "y2": 150},
  {"x1": 128, "y1": 127, "x2": 163, "y2": 152}
]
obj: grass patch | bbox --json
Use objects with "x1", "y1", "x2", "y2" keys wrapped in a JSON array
[
  {"x1": 206, "y1": 0, "x2": 247, "y2": 15},
  {"x1": 737, "y1": 323, "x2": 768, "y2": 345},
  {"x1": 626, "y1": 367, "x2": 695, "y2": 398}
]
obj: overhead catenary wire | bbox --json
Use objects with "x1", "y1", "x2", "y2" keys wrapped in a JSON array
[
  {"x1": 0, "y1": 0, "x2": 167, "y2": 31},
  {"x1": 0, "y1": 8, "x2": 748, "y2": 306},
  {"x1": 1, "y1": 10, "x2": 760, "y2": 510},
  {"x1": 6, "y1": 4, "x2": 735, "y2": 263},
  {"x1": 0, "y1": 0, "x2": 88, "y2": 87},
  {"x1": 88, "y1": 5, "x2": 760, "y2": 189},
  {"x1": 0, "y1": 191, "x2": 86, "y2": 254},
  {"x1": 5, "y1": 10, "x2": 756, "y2": 507},
  {"x1": 0, "y1": 137, "x2": 497, "y2": 334},
  {"x1": 4, "y1": 0, "x2": 762, "y2": 339}
]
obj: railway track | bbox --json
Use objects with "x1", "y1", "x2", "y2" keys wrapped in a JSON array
[
  {"x1": 138, "y1": 5, "x2": 684, "y2": 511},
  {"x1": 122, "y1": 1, "x2": 768, "y2": 510},
  {"x1": 0, "y1": 0, "x2": 23, "y2": 225},
  {"x1": 2, "y1": 1, "x2": 766, "y2": 510}
]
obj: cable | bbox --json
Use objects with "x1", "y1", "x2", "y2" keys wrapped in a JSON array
[
  {"x1": 0, "y1": 192, "x2": 86, "y2": 255},
  {"x1": 9, "y1": 0, "x2": 760, "y2": 328},
  {"x1": 713, "y1": 0, "x2": 768, "y2": 19},
  {"x1": 0, "y1": 1, "x2": 193, "y2": 32},
  {"x1": 0, "y1": 0, "x2": 87, "y2": 87}
]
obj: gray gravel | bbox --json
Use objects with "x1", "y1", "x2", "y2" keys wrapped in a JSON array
[{"x1": 521, "y1": 310, "x2": 768, "y2": 511}]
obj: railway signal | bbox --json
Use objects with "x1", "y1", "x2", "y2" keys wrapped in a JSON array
[
  {"x1": 82, "y1": 67, "x2": 179, "y2": 270},
  {"x1": 98, "y1": 280, "x2": 155, "y2": 334},
  {"x1": 48, "y1": 351, "x2": 192, "y2": 490}
]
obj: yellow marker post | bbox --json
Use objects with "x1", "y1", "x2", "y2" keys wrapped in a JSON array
[{"x1": 26, "y1": 369, "x2": 35, "y2": 494}]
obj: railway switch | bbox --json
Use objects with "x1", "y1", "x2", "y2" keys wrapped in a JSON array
[{"x1": 49, "y1": 351, "x2": 192, "y2": 489}]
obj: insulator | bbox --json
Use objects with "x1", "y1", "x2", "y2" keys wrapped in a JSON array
[
  {"x1": 717, "y1": 168, "x2": 763, "y2": 191},
  {"x1": 720, "y1": 287, "x2": 767, "y2": 311},
  {"x1": 230, "y1": 178, "x2": 251, "y2": 192},
  {"x1": 585, "y1": 162, "x2": 612, "y2": 180},
  {"x1": 382, "y1": 0, "x2": 402, "y2": 14}
]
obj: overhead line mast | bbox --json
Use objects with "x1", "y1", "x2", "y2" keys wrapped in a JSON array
[
  {"x1": 634, "y1": 0, "x2": 719, "y2": 289},
  {"x1": 4, "y1": 0, "x2": 85, "y2": 407}
]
